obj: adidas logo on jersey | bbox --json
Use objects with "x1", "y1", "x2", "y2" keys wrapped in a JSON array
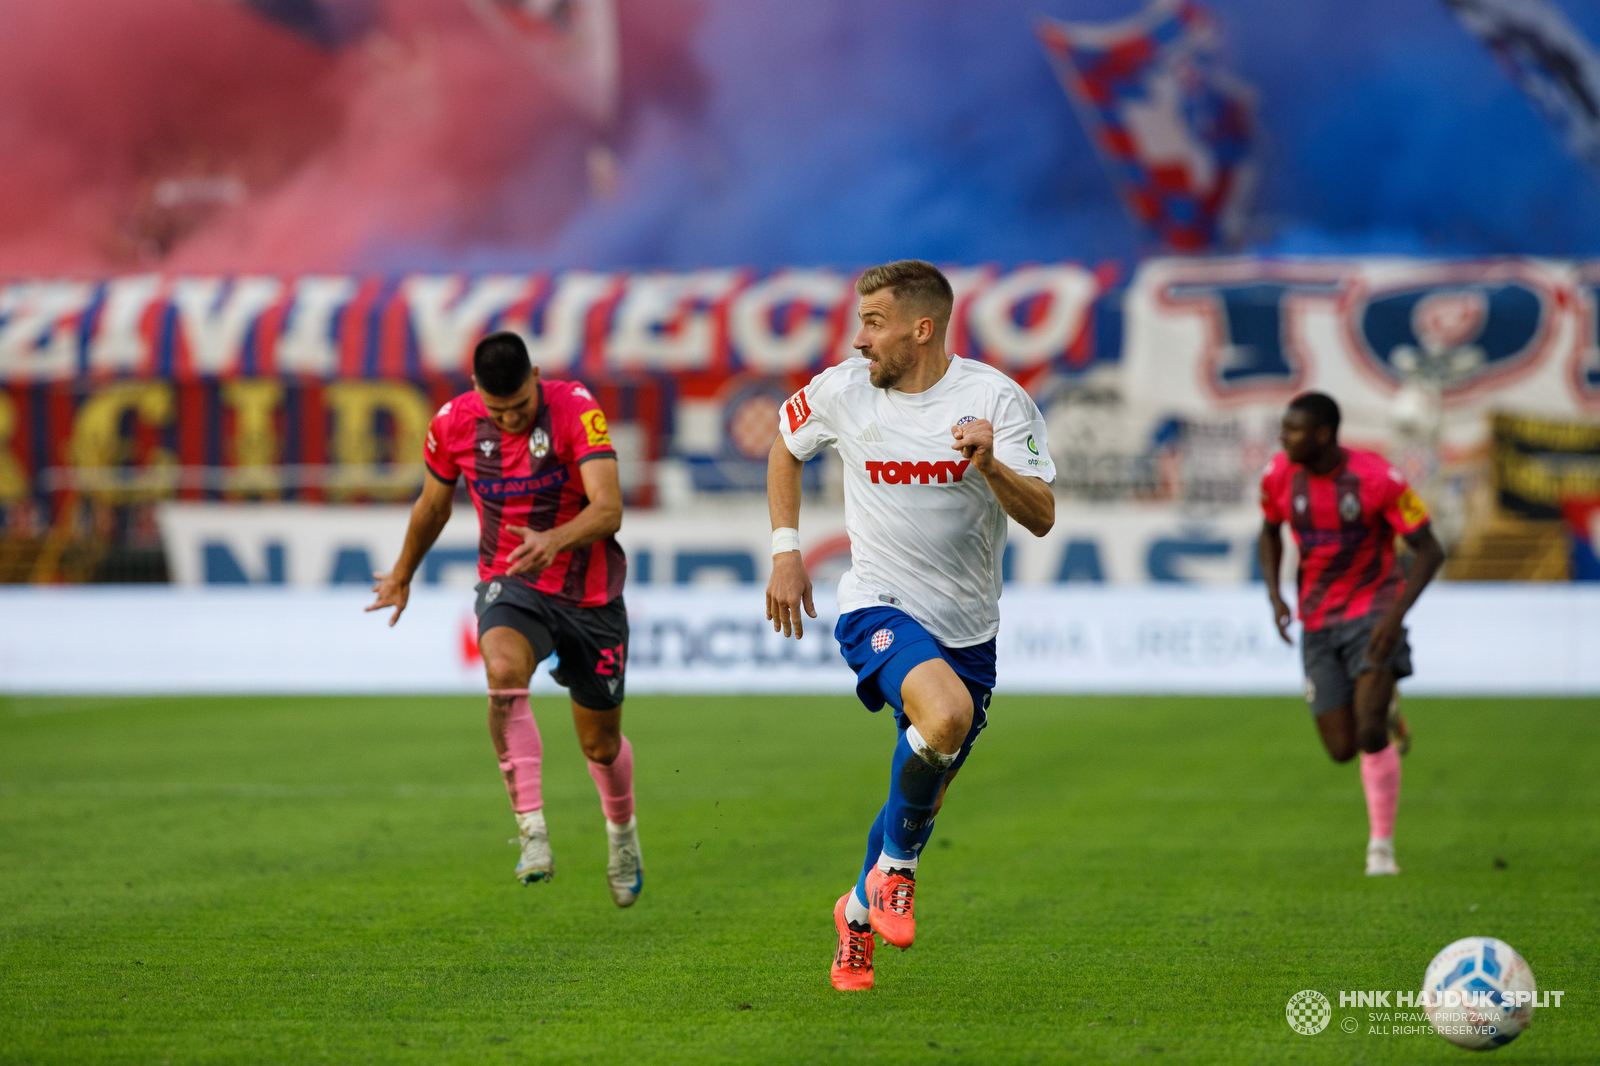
[
  {"x1": 855, "y1": 422, "x2": 884, "y2": 443},
  {"x1": 864, "y1": 460, "x2": 971, "y2": 485}
]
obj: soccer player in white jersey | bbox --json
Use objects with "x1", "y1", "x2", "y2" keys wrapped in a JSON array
[{"x1": 765, "y1": 260, "x2": 1057, "y2": 991}]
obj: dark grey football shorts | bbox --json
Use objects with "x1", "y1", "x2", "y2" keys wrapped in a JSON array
[
  {"x1": 1301, "y1": 615, "x2": 1413, "y2": 716},
  {"x1": 475, "y1": 579, "x2": 629, "y2": 711}
]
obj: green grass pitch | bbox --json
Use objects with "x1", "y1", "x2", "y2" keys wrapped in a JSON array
[{"x1": 2, "y1": 692, "x2": 1597, "y2": 1064}]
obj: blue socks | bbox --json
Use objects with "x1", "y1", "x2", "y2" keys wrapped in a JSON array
[
  {"x1": 854, "y1": 805, "x2": 887, "y2": 907},
  {"x1": 853, "y1": 723, "x2": 954, "y2": 905}
]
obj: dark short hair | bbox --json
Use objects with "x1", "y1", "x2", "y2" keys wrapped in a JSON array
[
  {"x1": 855, "y1": 260, "x2": 954, "y2": 325},
  {"x1": 1288, "y1": 391, "x2": 1341, "y2": 436},
  {"x1": 473, "y1": 331, "x2": 533, "y2": 397}
]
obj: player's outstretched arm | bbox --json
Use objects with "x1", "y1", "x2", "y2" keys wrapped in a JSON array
[
  {"x1": 367, "y1": 473, "x2": 455, "y2": 627},
  {"x1": 1366, "y1": 523, "x2": 1445, "y2": 662},
  {"x1": 765, "y1": 436, "x2": 815, "y2": 639},
  {"x1": 1258, "y1": 520, "x2": 1293, "y2": 644},
  {"x1": 950, "y1": 420, "x2": 1054, "y2": 536},
  {"x1": 506, "y1": 457, "x2": 623, "y2": 577}
]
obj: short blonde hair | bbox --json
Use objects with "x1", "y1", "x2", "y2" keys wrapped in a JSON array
[{"x1": 855, "y1": 260, "x2": 954, "y2": 325}]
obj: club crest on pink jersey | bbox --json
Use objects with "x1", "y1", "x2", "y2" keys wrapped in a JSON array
[{"x1": 871, "y1": 629, "x2": 894, "y2": 653}]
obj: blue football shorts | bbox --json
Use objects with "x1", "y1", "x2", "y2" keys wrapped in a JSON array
[{"x1": 835, "y1": 605, "x2": 993, "y2": 771}]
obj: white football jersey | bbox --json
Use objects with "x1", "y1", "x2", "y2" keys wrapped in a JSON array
[{"x1": 781, "y1": 355, "x2": 1055, "y2": 647}]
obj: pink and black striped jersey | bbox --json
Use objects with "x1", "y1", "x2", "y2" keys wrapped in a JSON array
[
  {"x1": 424, "y1": 381, "x2": 626, "y2": 606},
  {"x1": 1260, "y1": 446, "x2": 1430, "y2": 631}
]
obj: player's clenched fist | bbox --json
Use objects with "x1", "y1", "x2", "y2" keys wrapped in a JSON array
[
  {"x1": 951, "y1": 418, "x2": 996, "y2": 472},
  {"x1": 506, "y1": 524, "x2": 561, "y2": 577},
  {"x1": 766, "y1": 551, "x2": 816, "y2": 639}
]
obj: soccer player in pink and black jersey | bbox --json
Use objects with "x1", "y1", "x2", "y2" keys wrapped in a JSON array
[
  {"x1": 366, "y1": 331, "x2": 642, "y2": 906},
  {"x1": 1259, "y1": 392, "x2": 1444, "y2": 876}
]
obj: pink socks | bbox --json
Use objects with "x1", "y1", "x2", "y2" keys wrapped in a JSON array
[
  {"x1": 587, "y1": 736, "x2": 636, "y2": 826},
  {"x1": 490, "y1": 689, "x2": 633, "y2": 825},
  {"x1": 1359, "y1": 743, "x2": 1401, "y2": 841},
  {"x1": 489, "y1": 689, "x2": 543, "y2": 814}
]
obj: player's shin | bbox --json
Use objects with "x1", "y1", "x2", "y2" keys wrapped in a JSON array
[
  {"x1": 850, "y1": 805, "x2": 887, "y2": 924},
  {"x1": 881, "y1": 723, "x2": 954, "y2": 869},
  {"x1": 589, "y1": 737, "x2": 642, "y2": 906},
  {"x1": 586, "y1": 735, "x2": 635, "y2": 826},
  {"x1": 864, "y1": 725, "x2": 952, "y2": 950},
  {"x1": 1360, "y1": 743, "x2": 1402, "y2": 875},
  {"x1": 491, "y1": 689, "x2": 552, "y2": 884},
  {"x1": 490, "y1": 689, "x2": 544, "y2": 814},
  {"x1": 1359, "y1": 743, "x2": 1401, "y2": 842}
]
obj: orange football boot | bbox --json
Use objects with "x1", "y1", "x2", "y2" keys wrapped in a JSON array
[
  {"x1": 865, "y1": 866, "x2": 916, "y2": 950},
  {"x1": 831, "y1": 894, "x2": 875, "y2": 991}
]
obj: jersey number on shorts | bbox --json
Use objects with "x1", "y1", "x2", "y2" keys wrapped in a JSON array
[{"x1": 595, "y1": 642, "x2": 626, "y2": 676}]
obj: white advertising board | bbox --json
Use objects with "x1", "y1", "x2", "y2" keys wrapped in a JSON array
[
  {"x1": 156, "y1": 501, "x2": 1269, "y2": 589},
  {"x1": 1, "y1": 585, "x2": 1594, "y2": 697}
]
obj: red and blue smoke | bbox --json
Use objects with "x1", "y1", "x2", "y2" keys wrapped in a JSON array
[{"x1": 1, "y1": 0, "x2": 1598, "y2": 274}]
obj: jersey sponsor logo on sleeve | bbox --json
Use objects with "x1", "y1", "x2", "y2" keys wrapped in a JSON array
[
  {"x1": 580, "y1": 410, "x2": 611, "y2": 447},
  {"x1": 426, "y1": 431, "x2": 437, "y2": 453},
  {"x1": 1026, "y1": 434, "x2": 1039, "y2": 455},
  {"x1": 864, "y1": 459, "x2": 970, "y2": 484},
  {"x1": 471, "y1": 468, "x2": 569, "y2": 499},
  {"x1": 572, "y1": 384, "x2": 595, "y2": 401},
  {"x1": 785, "y1": 390, "x2": 812, "y2": 432},
  {"x1": 1396, "y1": 487, "x2": 1429, "y2": 526}
]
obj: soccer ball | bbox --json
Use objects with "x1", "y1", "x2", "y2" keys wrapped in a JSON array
[{"x1": 1421, "y1": 937, "x2": 1536, "y2": 1050}]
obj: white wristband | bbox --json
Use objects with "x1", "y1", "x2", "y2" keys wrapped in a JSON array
[{"x1": 771, "y1": 527, "x2": 801, "y2": 556}]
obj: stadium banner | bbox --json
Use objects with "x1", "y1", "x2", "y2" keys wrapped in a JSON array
[
  {"x1": 0, "y1": 265, "x2": 1117, "y2": 505},
  {"x1": 1, "y1": 584, "x2": 1595, "y2": 696},
  {"x1": 0, "y1": 267, "x2": 1114, "y2": 385},
  {"x1": 7, "y1": 257, "x2": 1600, "y2": 513},
  {"x1": 154, "y1": 501, "x2": 1267, "y2": 587},
  {"x1": 1490, "y1": 412, "x2": 1600, "y2": 520},
  {"x1": 1122, "y1": 256, "x2": 1600, "y2": 454}
]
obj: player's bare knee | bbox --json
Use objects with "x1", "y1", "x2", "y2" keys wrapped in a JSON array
[
  {"x1": 921, "y1": 690, "x2": 973, "y2": 754},
  {"x1": 582, "y1": 734, "x2": 621, "y2": 764},
  {"x1": 1357, "y1": 724, "x2": 1389, "y2": 755},
  {"x1": 483, "y1": 655, "x2": 525, "y2": 693}
]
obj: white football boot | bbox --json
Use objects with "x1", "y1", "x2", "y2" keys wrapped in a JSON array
[
  {"x1": 514, "y1": 810, "x2": 554, "y2": 884},
  {"x1": 1365, "y1": 837, "x2": 1399, "y2": 876},
  {"x1": 605, "y1": 816, "x2": 643, "y2": 907}
]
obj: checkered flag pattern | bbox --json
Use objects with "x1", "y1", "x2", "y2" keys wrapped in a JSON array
[{"x1": 1285, "y1": 990, "x2": 1331, "y2": 1035}]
